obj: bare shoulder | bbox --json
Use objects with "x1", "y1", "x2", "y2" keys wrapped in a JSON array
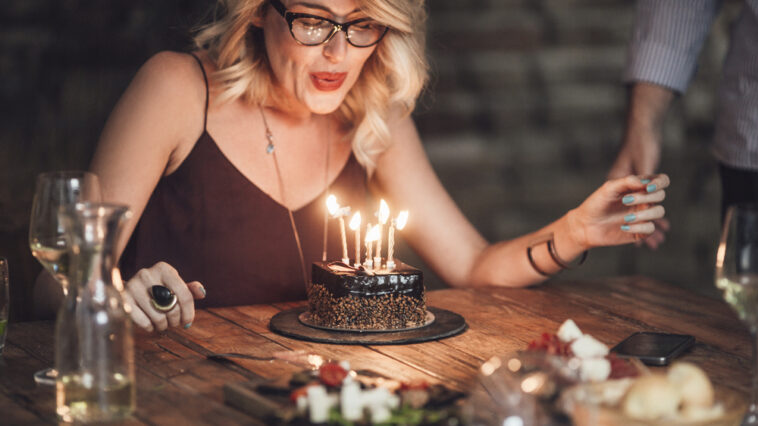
[
  {"x1": 133, "y1": 51, "x2": 207, "y2": 109},
  {"x1": 120, "y1": 51, "x2": 208, "y2": 171},
  {"x1": 92, "y1": 51, "x2": 209, "y2": 179}
]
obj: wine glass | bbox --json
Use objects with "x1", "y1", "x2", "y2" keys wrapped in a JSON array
[
  {"x1": 29, "y1": 171, "x2": 101, "y2": 385},
  {"x1": 716, "y1": 203, "x2": 758, "y2": 425}
]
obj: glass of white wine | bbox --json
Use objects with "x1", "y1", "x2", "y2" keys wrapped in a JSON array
[
  {"x1": 28, "y1": 171, "x2": 101, "y2": 385},
  {"x1": 716, "y1": 203, "x2": 758, "y2": 425}
]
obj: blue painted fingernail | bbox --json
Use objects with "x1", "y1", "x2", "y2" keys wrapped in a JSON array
[
  {"x1": 200, "y1": 286, "x2": 206, "y2": 297},
  {"x1": 183, "y1": 323, "x2": 192, "y2": 329},
  {"x1": 622, "y1": 195, "x2": 635, "y2": 204},
  {"x1": 621, "y1": 225, "x2": 631, "y2": 231},
  {"x1": 624, "y1": 214, "x2": 636, "y2": 223},
  {"x1": 646, "y1": 184, "x2": 657, "y2": 193},
  {"x1": 640, "y1": 179, "x2": 651, "y2": 184}
]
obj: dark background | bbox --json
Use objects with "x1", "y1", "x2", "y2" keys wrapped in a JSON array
[{"x1": 0, "y1": 0, "x2": 739, "y2": 321}]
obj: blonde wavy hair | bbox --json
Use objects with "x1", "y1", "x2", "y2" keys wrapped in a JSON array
[{"x1": 194, "y1": 0, "x2": 428, "y2": 173}]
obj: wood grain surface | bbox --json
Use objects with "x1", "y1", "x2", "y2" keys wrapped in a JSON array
[{"x1": 0, "y1": 277, "x2": 750, "y2": 425}]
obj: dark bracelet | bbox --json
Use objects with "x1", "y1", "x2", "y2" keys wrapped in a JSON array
[
  {"x1": 527, "y1": 233, "x2": 588, "y2": 276},
  {"x1": 526, "y1": 244, "x2": 550, "y2": 277},
  {"x1": 547, "y1": 235, "x2": 588, "y2": 270},
  {"x1": 526, "y1": 234, "x2": 552, "y2": 277}
]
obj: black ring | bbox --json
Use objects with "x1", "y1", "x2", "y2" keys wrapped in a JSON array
[{"x1": 149, "y1": 285, "x2": 177, "y2": 312}]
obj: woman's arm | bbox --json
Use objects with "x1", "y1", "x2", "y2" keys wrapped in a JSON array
[
  {"x1": 372, "y1": 115, "x2": 667, "y2": 288},
  {"x1": 90, "y1": 51, "x2": 206, "y2": 257},
  {"x1": 87, "y1": 52, "x2": 207, "y2": 330}
]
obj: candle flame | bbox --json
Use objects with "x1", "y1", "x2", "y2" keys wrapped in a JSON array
[
  {"x1": 349, "y1": 212, "x2": 361, "y2": 230},
  {"x1": 378, "y1": 199, "x2": 390, "y2": 224},
  {"x1": 396, "y1": 211, "x2": 409, "y2": 230},
  {"x1": 365, "y1": 224, "x2": 381, "y2": 243},
  {"x1": 326, "y1": 194, "x2": 339, "y2": 216}
]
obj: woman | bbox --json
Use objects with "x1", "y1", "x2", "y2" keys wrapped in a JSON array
[{"x1": 74, "y1": 0, "x2": 666, "y2": 332}]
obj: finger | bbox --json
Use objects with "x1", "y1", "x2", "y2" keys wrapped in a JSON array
[
  {"x1": 654, "y1": 217, "x2": 671, "y2": 232},
  {"x1": 154, "y1": 262, "x2": 195, "y2": 327},
  {"x1": 643, "y1": 229, "x2": 666, "y2": 250},
  {"x1": 642, "y1": 173, "x2": 670, "y2": 193},
  {"x1": 621, "y1": 222, "x2": 656, "y2": 234},
  {"x1": 621, "y1": 189, "x2": 666, "y2": 206},
  {"x1": 187, "y1": 281, "x2": 206, "y2": 300},
  {"x1": 129, "y1": 269, "x2": 168, "y2": 331},
  {"x1": 165, "y1": 302, "x2": 181, "y2": 328},
  {"x1": 123, "y1": 290, "x2": 154, "y2": 333},
  {"x1": 622, "y1": 205, "x2": 665, "y2": 224}
]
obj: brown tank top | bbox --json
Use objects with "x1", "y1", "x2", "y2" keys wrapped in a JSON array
[{"x1": 119, "y1": 53, "x2": 369, "y2": 308}]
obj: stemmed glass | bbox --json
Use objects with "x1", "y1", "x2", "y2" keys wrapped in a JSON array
[
  {"x1": 28, "y1": 171, "x2": 101, "y2": 385},
  {"x1": 716, "y1": 203, "x2": 758, "y2": 425}
]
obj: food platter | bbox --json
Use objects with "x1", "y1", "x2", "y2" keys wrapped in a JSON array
[
  {"x1": 223, "y1": 363, "x2": 466, "y2": 425},
  {"x1": 462, "y1": 319, "x2": 748, "y2": 425},
  {"x1": 560, "y1": 381, "x2": 746, "y2": 426}
]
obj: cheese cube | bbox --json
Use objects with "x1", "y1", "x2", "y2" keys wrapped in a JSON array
[
  {"x1": 579, "y1": 358, "x2": 611, "y2": 382},
  {"x1": 557, "y1": 319, "x2": 583, "y2": 342},
  {"x1": 570, "y1": 334, "x2": 609, "y2": 359}
]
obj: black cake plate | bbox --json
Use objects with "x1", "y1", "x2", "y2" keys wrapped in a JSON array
[{"x1": 269, "y1": 306, "x2": 467, "y2": 345}]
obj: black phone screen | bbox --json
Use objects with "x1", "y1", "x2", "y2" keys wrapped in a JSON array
[{"x1": 611, "y1": 332, "x2": 695, "y2": 365}]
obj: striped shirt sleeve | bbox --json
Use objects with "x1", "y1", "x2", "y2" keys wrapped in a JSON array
[{"x1": 624, "y1": 0, "x2": 721, "y2": 93}]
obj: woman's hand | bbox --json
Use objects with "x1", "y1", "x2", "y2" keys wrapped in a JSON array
[
  {"x1": 567, "y1": 174, "x2": 670, "y2": 250},
  {"x1": 123, "y1": 262, "x2": 206, "y2": 332}
]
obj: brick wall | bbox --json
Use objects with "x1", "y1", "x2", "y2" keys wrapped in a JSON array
[
  {"x1": 409, "y1": 0, "x2": 738, "y2": 296},
  {"x1": 0, "y1": 1, "x2": 738, "y2": 319}
]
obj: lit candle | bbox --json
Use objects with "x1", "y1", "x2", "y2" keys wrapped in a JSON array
[
  {"x1": 349, "y1": 212, "x2": 361, "y2": 267},
  {"x1": 364, "y1": 224, "x2": 380, "y2": 271},
  {"x1": 326, "y1": 195, "x2": 350, "y2": 264},
  {"x1": 386, "y1": 210, "x2": 408, "y2": 271},
  {"x1": 374, "y1": 200, "x2": 390, "y2": 268}
]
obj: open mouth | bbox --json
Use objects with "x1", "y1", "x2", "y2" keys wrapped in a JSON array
[{"x1": 310, "y1": 72, "x2": 347, "y2": 91}]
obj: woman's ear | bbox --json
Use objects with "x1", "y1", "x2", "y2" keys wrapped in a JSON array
[{"x1": 250, "y1": 8, "x2": 266, "y2": 28}]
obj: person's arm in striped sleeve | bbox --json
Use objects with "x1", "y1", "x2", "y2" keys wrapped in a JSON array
[{"x1": 608, "y1": 0, "x2": 720, "y2": 249}]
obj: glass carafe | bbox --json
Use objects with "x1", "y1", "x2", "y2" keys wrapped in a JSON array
[{"x1": 55, "y1": 202, "x2": 135, "y2": 423}]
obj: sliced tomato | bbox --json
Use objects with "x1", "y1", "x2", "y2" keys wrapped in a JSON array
[
  {"x1": 400, "y1": 378, "x2": 430, "y2": 391},
  {"x1": 527, "y1": 332, "x2": 573, "y2": 357},
  {"x1": 319, "y1": 362, "x2": 348, "y2": 387},
  {"x1": 290, "y1": 383, "x2": 318, "y2": 402}
]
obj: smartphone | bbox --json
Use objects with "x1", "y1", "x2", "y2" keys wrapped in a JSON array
[{"x1": 611, "y1": 332, "x2": 695, "y2": 366}]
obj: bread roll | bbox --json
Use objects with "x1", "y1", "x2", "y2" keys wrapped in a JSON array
[
  {"x1": 667, "y1": 362, "x2": 714, "y2": 408},
  {"x1": 620, "y1": 375, "x2": 681, "y2": 420}
]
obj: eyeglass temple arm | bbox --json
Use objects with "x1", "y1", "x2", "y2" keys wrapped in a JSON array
[{"x1": 268, "y1": 0, "x2": 287, "y2": 16}]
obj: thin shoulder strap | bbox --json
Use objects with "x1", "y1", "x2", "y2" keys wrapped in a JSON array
[{"x1": 188, "y1": 52, "x2": 209, "y2": 131}]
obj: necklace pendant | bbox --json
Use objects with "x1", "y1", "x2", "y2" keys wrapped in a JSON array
[{"x1": 265, "y1": 131, "x2": 275, "y2": 154}]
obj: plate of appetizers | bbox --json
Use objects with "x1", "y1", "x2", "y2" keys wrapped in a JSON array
[
  {"x1": 224, "y1": 359, "x2": 466, "y2": 425},
  {"x1": 462, "y1": 319, "x2": 744, "y2": 425},
  {"x1": 558, "y1": 363, "x2": 746, "y2": 426}
]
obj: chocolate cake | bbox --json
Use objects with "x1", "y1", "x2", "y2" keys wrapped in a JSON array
[{"x1": 307, "y1": 261, "x2": 427, "y2": 330}]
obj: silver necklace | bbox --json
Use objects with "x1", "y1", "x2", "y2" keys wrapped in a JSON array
[{"x1": 259, "y1": 106, "x2": 331, "y2": 289}]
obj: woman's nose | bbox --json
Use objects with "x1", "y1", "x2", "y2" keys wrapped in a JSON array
[{"x1": 323, "y1": 30, "x2": 347, "y2": 63}]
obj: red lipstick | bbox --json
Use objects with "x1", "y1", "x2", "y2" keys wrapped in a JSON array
[{"x1": 310, "y1": 72, "x2": 347, "y2": 91}]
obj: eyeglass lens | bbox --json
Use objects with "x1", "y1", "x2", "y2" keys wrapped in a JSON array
[{"x1": 291, "y1": 17, "x2": 385, "y2": 47}]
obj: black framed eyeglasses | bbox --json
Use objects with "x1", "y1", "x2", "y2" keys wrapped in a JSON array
[{"x1": 268, "y1": 0, "x2": 388, "y2": 48}]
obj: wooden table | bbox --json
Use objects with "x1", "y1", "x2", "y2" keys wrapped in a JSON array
[{"x1": 0, "y1": 277, "x2": 752, "y2": 425}]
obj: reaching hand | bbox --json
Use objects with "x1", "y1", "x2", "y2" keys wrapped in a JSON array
[
  {"x1": 123, "y1": 261, "x2": 206, "y2": 332},
  {"x1": 608, "y1": 82, "x2": 674, "y2": 249},
  {"x1": 568, "y1": 174, "x2": 670, "y2": 250},
  {"x1": 608, "y1": 131, "x2": 669, "y2": 249},
  {"x1": 608, "y1": 125, "x2": 662, "y2": 179}
]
